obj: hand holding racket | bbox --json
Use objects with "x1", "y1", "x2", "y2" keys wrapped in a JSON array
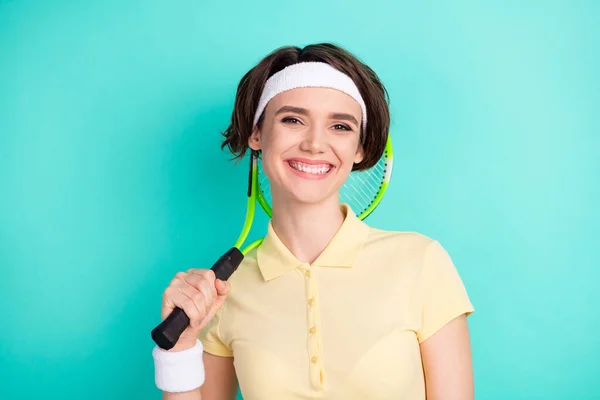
[
  {"x1": 157, "y1": 269, "x2": 230, "y2": 352},
  {"x1": 151, "y1": 136, "x2": 394, "y2": 350}
]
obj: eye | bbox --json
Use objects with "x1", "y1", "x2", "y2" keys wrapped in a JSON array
[
  {"x1": 333, "y1": 123, "x2": 352, "y2": 131},
  {"x1": 281, "y1": 117, "x2": 302, "y2": 124}
]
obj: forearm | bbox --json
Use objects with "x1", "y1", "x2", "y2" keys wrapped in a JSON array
[{"x1": 163, "y1": 388, "x2": 202, "y2": 400}]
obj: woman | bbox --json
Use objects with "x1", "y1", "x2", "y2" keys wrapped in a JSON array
[{"x1": 152, "y1": 43, "x2": 475, "y2": 400}]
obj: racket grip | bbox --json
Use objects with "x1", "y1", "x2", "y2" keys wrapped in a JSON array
[
  {"x1": 211, "y1": 247, "x2": 244, "y2": 280},
  {"x1": 151, "y1": 247, "x2": 244, "y2": 350}
]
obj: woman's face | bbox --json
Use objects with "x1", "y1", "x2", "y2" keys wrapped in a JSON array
[{"x1": 248, "y1": 87, "x2": 364, "y2": 207}]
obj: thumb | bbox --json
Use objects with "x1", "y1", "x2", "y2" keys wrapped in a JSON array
[{"x1": 215, "y1": 279, "x2": 231, "y2": 297}]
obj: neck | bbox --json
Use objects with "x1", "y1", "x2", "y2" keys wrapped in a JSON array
[{"x1": 270, "y1": 195, "x2": 345, "y2": 264}]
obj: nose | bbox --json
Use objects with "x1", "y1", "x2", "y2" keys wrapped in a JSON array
[{"x1": 299, "y1": 125, "x2": 328, "y2": 154}]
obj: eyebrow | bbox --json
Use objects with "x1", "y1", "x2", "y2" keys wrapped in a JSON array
[{"x1": 275, "y1": 105, "x2": 359, "y2": 126}]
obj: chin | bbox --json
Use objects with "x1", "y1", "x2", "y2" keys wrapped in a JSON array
[
  {"x1": 287, "y1": 191, "x2": 333, "y2": 205},
  {"x1": 279, "y1": 179, "x2": 341, "y2": 206}
]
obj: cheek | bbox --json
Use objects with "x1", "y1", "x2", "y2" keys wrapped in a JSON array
[
  {"x1": 260, "y1": 125, "x2": 285, "y2": 152},
  {"x1": 261, "y1": 128, "x2": 298, "y2": 164},
  {"x1": 339, "y1": 141, "x2": 362, "y2": 166},
  {"x1": 259, "y1": 143, "x2": 283, "y2": 182}
]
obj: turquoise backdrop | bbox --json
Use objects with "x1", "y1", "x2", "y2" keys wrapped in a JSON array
[{"x1": 1, "y1": 1, "x2": 598, "y2": 399}]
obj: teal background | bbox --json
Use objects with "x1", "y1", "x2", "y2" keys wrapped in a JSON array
[{"x1": 1, "y1": 0, "x2": 598, "y2": 399}]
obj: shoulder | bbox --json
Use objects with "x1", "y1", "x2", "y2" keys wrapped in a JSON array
[
  {"x1": 350, "y1": 225, "x2": 425, "y2": 277},
  {"x1": 363, "y1": 225, "x2": 440, "y2": 258},
  {"x1": 359, "y1": 225, "x2": 458, "y2": 277}
]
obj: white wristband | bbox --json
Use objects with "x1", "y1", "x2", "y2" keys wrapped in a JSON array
[{"x1": 152, "y1": 339, "x2": 205, "y2": 393}]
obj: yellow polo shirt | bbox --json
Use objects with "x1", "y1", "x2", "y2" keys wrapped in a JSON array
[{"x1": 199, "y1": 204, "x2": 474, "y2": 400}]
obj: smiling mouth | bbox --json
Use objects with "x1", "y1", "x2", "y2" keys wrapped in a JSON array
[{"x1": 287, "y1": 160, "x2": 333, "y2": 175}]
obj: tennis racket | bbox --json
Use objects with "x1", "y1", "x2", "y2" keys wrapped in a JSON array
[{"x1": 151, "y1": 135, "x2": 394, "y2": 350}]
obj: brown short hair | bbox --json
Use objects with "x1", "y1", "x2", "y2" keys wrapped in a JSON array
[{"x1": 221, "y1": 43, "x2": 390, "y2": 171}]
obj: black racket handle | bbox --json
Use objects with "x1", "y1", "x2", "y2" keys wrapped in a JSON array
[{"x1": 151, "y1": 247, "x2": 244, "y2": 350}]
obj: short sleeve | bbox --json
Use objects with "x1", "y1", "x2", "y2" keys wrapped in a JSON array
[
  {"x1": 198, "y1": 306, "x2": 233, "y2": 357},
  {"x1": 416, "y1": 240, "x2": 474, "y2": 343}
]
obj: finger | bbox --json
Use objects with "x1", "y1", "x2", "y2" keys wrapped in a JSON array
[
  {"x1": 199, "y1": 280, "x2": 230, "y2": 327},
  {"x1": 186, "y1": 270, "x2": 217, "y2": 310},
  {"x1": 215, "y1": 279, "x2": 230, "y2": 297},
  {"x1": 188, "y1": 269, "x2": 217, "y2": 298},
  {"x1": 162, "y1": 278, "x2": 185, "y2": 315},
  {"x1": 162, "y1": 285, "x2": 203, "y2": 326},
  {"x1": 176, "y1": 283, "x2": 210, "y2": 327}
]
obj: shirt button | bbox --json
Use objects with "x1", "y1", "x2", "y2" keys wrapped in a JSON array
[
  {"x1": 311, "y1": 356, "x2": 318, "y2": 364},
  {"x1": 305, "y1": 270, "x2": 311, "y2": 278},
  {"x1": 309, "y1": 326, "x2": 316, "y2": 334},
  {"x1": 307, "y1": 298, "x2": 314, "y2": 307}
]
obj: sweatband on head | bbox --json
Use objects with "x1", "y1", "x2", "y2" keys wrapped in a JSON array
[{"x1": 252, "y1": 62, "x2": 367, "y2": 131}]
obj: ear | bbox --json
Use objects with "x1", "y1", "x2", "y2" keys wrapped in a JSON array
[
  {"x1": 353, "y1": 142, "x2": 364, "y2": 164},
  {"x1": 248, "y1": 126, "x2": 262, "y2": 151}
]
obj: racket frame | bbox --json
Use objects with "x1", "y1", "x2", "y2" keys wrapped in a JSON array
[{"x1": 233, "y1": 150, "x2": 269, "y2": 255}]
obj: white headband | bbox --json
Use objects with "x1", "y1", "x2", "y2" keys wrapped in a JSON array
[{"x1": 252, "y1": 62, "x2": 367, "y2": 131}]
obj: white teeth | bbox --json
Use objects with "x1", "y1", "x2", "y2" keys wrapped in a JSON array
[{"x1": 289, "y1": 161, "x2": 332, "y2": 175}]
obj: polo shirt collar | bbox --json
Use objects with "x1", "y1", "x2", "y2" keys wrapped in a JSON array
[{"x1": 256, "y1": 203, "x2": 370, "y2": 281}]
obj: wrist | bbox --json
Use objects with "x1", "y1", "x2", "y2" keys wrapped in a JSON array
[
  {"x1": 153, "y1": 339, "x2": 205, "y2": 393},
  {"x1": 167, "y1": 339, "x2": 198, "y2": 353}
]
